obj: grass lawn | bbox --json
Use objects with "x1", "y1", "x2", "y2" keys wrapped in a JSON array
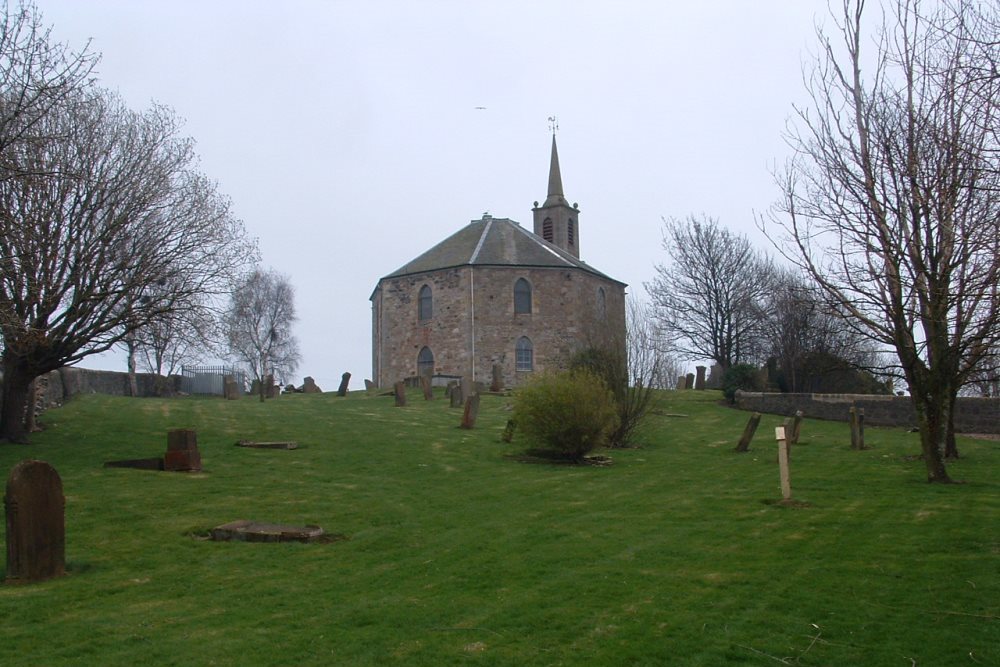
[{"x1": 0, "y1": 388, "x2": 996, "y2": 666}]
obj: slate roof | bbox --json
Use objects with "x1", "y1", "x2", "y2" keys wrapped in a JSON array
[{"x1": 379, "y1": 217, "x2": 625, "y2": 285}]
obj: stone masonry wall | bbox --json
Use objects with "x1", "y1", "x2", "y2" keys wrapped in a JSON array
[
  {"x1": 735, "y1": 390, "x2": 1000, "y2": 434},
  {"x1": 372, "y1": 265, "x2": 626, "y2": 389}
]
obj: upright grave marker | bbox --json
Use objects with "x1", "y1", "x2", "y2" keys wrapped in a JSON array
[
  {"x1": 420, "y1": 375, "x2": 434, "y2": 400},
  {"x1": 164, "y1": 429, "x2": 202, "y2": 472},
  {"x1": 302, "y1": 376, "x2": 322, "y2": 393},
  {"x1": 849, "y1": 406, "x2": 866, "y2": 450},
  {"x1": 5, "y1": 460, "x2": 65, "y2": 584},
  {"x1": 735, "y1": 412, "x2": 762, "y2": 452},
  {"x1": 460, "y1": 393, "x2": 481, "y2": 429},
  {"x1": 449, "y1": 383, "x2": 463, "y2": 408},
  {"x1": 393, "y1": 381, "x2": 407, "y2": 407},
  {"x1": 684, "y1": 373, "x2": 695, "y2": 390},
  {"x1": 789, "y1": 410, "x2": 804, "y2": 446},
  {"x1": 675, "y1": 376, "x2": 686, "y2": 391},
  {"x1": 694, "y1": 366, "x2": 706, "y2": 390},
  {"x1": 490, "y1": 364, "x2": 503, "y2": 393},
  {"x1": 337, "y1": 372, "x2": 351, "y2": 396}
]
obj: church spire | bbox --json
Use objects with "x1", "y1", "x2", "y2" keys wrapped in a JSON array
[
  {"x1": 532, "y1": 122, "x2": 580, "y2": 259},
  {"x1": 545, "y1": 134, "x2": 567, "y2": 207}
]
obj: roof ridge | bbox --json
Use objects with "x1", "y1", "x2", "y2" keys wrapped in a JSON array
[{"x1": 469, "y1": 218, "x2": 493, "y2": 263}]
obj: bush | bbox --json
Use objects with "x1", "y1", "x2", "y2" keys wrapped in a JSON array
[
  {"x1": 512, "y1": 369, "x2": 620, "y2": 460},
  {"x1": 722, "y1": 363, "x2": 762, "y2": 403},
  {"x1": 570, "y1": 346, "x2": 656, "y2": 448}
]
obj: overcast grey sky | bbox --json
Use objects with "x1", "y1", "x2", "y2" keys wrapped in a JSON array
[{"x1": 41, "y1": 1, "x2": 832, "y2": 389}]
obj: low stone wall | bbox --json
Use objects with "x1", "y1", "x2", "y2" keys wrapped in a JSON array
[{"x1": 734, "y1": 391, "x2": 1000, "y2": 434}]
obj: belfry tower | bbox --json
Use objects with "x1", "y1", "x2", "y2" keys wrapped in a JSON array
[{"x1": 532, "y1": 133, "x2": 580, "y2": 259}]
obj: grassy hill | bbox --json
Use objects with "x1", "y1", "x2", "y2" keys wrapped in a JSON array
[{"x1": 0, "y1": 389, "x2": 996, "y2": 665}]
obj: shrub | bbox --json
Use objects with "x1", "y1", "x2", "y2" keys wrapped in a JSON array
[
  {"x1": 512, "y1": 369, "x2": 620, "y2": 461},
  {"x1": 722, "y1": 363, "x2": 762, "y2": 403},
  {"x1": 569, "y1": 346, "x2": 656, "y2": 448}
]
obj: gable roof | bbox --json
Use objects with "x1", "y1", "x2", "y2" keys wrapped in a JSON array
[{"x1": 379, "y1": 216, "x2": 625, "y2": 285}]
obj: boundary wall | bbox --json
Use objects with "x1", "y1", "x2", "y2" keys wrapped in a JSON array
[{"x1": 734, "y1": 391, "x2": 999, "y2": 434}]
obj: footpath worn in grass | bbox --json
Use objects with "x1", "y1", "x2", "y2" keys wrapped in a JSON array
[{"x1": 0, "y1": 389, "x2": 996, "y2": 665}]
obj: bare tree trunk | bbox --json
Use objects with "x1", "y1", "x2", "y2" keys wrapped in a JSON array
[
  {"x1": 944, "y1": 394, "x2": 960, "y2": 460},
  {"x1": 0, "y1": 355, "x2": 33, "y2": 443},
  {"x1": 126, "y1": 333, "x2": 139, "y2": 398},
  {"x1": 912, "y1": 392, "x2": 954, "y2": 483}
]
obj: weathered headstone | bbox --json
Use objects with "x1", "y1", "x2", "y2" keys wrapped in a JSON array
[
  {"x1": 420, "y1": 375, "x2": 434, "y2": 400},
  {"x1": 393, "y1": 381, "x2": 407, "y2": 407},
  {"x1": 675, "y1": 376, "x2": 687, "y2": 391},
  {"x1": 163, "y1": 429, "x2": 202, "y2": 472},
  {"x1": 490, "y1": 364, "x2": 503, "y2": 393},
  {"x1": 302, "y1": 376, "x2": 322, "y2": 393},
  {"x1": 249, "y1": 378, "x2": 262, "y2": 396},
  {"x1": 775, "y1": 426, "x2": 792, "y2": 501},
  {"x1": 789, "y1": 410, "x2": 804, "y2": 446},
  {"x1": 265, "y1": 374, "x2": 280, "y2": 399},
  {"x1": 849, "y1": 406, "x2": 866, "y2": 450},
  {"x1": 449, "y1": 384, "x2": 463, "y2": 408},
  {"x1": 210, "y1": 520, "x2": 326, "y2": 543},
  {"x1": 337, "y1": 372, "x2": 351, "y2": 396},
  {"x1": 685, "y1": 373, "x2": 695, "y2": 390},
  {"x1": 782, "y1": 416, "x2": 795, "y2": 463},
  {"x1": 706, "y1": 363, "x2": 725, "y2": 389},
  {"x1": 223, "y1": 375, "x2": 241, "y2": 400},
  {"x1": 5, "y1": 460, "x2": 65, "y2": 584},
  {"x1": 460, "y1": 393, "x2": 481, "y2": 429},
  {"x1": 735, "y1": 412, "x2": 762, "y2": 452},
  {"x1": 694, "y1": 366, "x2": 706, "y2": 390},
  {"x1": 364, "y1": 379, "x2": 377, "y2": 395},
  {"x1": 501, "y1": 419, "x2": 516, "y2": 443}
]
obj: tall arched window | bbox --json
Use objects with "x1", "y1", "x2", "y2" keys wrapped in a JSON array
[
  {"x1": 542, "y1": 218, "x2": 554, "y2": 242},
  {"x1": 418, "y1": 284, "x2": 432, "y2": 321},
  {"x1": 514, "y1": 278, "x2": 532, "y2": 314},
  {"x1": 417, "y1": 346, "x2": 434, "y2": 376},
  {"x1": 597, "y1": 287, "x2": 606, "y2": 318},
  {"x1": 515, "y1": 337, "x2": 534, "y2": 371}
]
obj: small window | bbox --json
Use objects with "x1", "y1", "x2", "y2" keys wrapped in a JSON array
[
  {"x1": 568, "y1": 219, "x2": 575, "y2": 246},
  {"x1": 417, "y1": 346, "x2": 434, "y2": 376},
  {"x1": 514, "y1": 278, "x2": 532, "y2": 314},
  {"x1": 542, "y1": 218, "x2": 553, "y2": 242},
  {"x1": 597, "y1": 287, "x2": 606, "y2": 318},
  {"x1": 418, "y1": 284, "x2": 432, "y2": 321},
  {"x1": 516, "y1": 337, "x2": 533, "y2": 371}
]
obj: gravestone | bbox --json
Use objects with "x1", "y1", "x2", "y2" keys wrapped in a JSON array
[
  {"x1": 735, "y1": 412, "x2": 761, "y2": 452},
  {"x1": 337, "y1": 372, "x2": 351, "y2": 396},
  {"x1": 5, "y1": 460, "x2": 65, "y2": 584},
  {"x1": 302, "y1": 376, "x2": 322, "y2": 393},
  {"x1": 264, "y1": 374, "x2": 280, "y2": 399},
  {"x1": 460, "y1": 376, "x2": 474, "y2": 402},
  {"x1": 490, "y1": 364, "x2": 503, "y2": 393},
  {"x1": 694, "y1": 366, "x2": 706, "y2": 390},
  {"x1": 223, "y1": 375, "x2": 241, "y2": 400},
  {"x1": 393, "y1": 381, "x2": 407, "y2": 407},
  {"x1": 210, "y1": 520, "x2": 326, "y2": 543},
  {"x1": 249, "y1": 379, "x2": 262, "y2": 396},
  {"x1": 789, "y1": 410, "x2": 804, "y2": 446},
  {"x1": 849, "y1": 406, "x2": 866, "y2": 450},
  {"x1": 164, "y1": 429, "x2": 202, "y2": 472},
  {"x1": 449, "y1": 384, "x2": 463, "y2": 408},
  {"x1": 675, "y1": 376, "x2": 686, "y2": 391},
  {"x1": 460, "y1": 393, "x2": 481, "y2": 429},
  {"x1": 501, "y1": 419, "x2": 516, "y2": 443},
  {"x1": 364, "y1": 379, "x2": 376, "y2": 395},
  {"x1": 420, "y1": 375, "x2": 434, "y2": 400},
  {"x1": 775, "y1": 426, "x2": 792, "y2": 501},
  {"x1": 685, "y1": 373, "x2": 695, "y2": 390},
  {"x1": 706, "y1": 363, "x2": 725, "y2": 389}
]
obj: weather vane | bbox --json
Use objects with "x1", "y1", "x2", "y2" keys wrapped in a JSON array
[{"x1": 548, "y1": 115, "x2": 559, "y2": 134}]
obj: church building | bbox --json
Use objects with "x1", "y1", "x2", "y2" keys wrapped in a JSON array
[{"x1": 370, "y1": 136, "x2": 627, "y2": 389}]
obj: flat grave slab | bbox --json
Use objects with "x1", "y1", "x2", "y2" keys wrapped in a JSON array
[
  {"x1": 103, "y1": 458, "x2": 165, "y2": 471},
  {"x1": 210, "y1": 520, "x2": 327, "y2": 543},
  {"x1": 234, "y1": 440, "x2": 299, "y2": 450}
]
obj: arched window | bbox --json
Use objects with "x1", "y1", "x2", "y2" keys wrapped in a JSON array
[
  {"x1": 515, "y1": 337, "x2": 534, "y2": 371},
  {"x1": 514, "y1": 278, "x2": 532, "y2": 314},
  {"x1": 597, "y1": 287, "x2": 606, "y2": 318},
  {"x1": 417, "y1": 346, "x2": 434, "y2": 376},
  {"x1": 568, "y1": 219, "x2": 575, "y2": 246},
  {"x1": 418, "y1": 284, "x2": 432, "y2": 321},
  {"x1": 542, "y1": 218, "x2": 553, "y2": 242}
]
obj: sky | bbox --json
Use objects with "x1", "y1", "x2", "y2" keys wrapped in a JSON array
[{"x1": 39, "y1": 0, "x2": 834, "y2": 389}]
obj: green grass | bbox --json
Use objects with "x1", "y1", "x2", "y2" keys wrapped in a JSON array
[{"x1": 0, "y1": 389, "x2": 996, "y2": 666}]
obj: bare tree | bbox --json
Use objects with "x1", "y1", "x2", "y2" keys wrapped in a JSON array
[
  {"x1": 224, "y1": 268, "x2": 301, "y2": 400},
  {"x1": 0, "y1": 85, "x2": 256, "y2": 441},
  {"x1": 646, "y1": 214, "x2": 773, "y2": 370},
  {"x1": 765, "y1": 0, "x2": 1000, "y2": 482}
]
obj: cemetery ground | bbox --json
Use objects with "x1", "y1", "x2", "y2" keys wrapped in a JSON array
[{"x1": 0, "y1": 389, "x2": 997, "y2": 666}]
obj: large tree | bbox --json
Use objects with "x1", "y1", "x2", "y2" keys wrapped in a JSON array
[
  {"x1": 0, "y1": 81, "x2": 255, "y2": 441},
  {"x1": 646, "y1": 214, "x2": 772, "y2": 370},
  {"x1": 767, "y1": 0, "x2": 1000, "y2": 482},
  {"x1": 223, "y1": 268, "x2": 300, "y2": 400}
]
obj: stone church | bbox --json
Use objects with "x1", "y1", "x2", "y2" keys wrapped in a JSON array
[{"x1": 370, "y1": 136, "x2": 627, "y2": 389}]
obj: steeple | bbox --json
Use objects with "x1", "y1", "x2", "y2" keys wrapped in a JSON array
[
  {"x1": 544, "y1": 134, "x2": 568, "y2": 207},
  {"x1": 532, "y1": 126, "x2": 580, "y2": 259}
]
